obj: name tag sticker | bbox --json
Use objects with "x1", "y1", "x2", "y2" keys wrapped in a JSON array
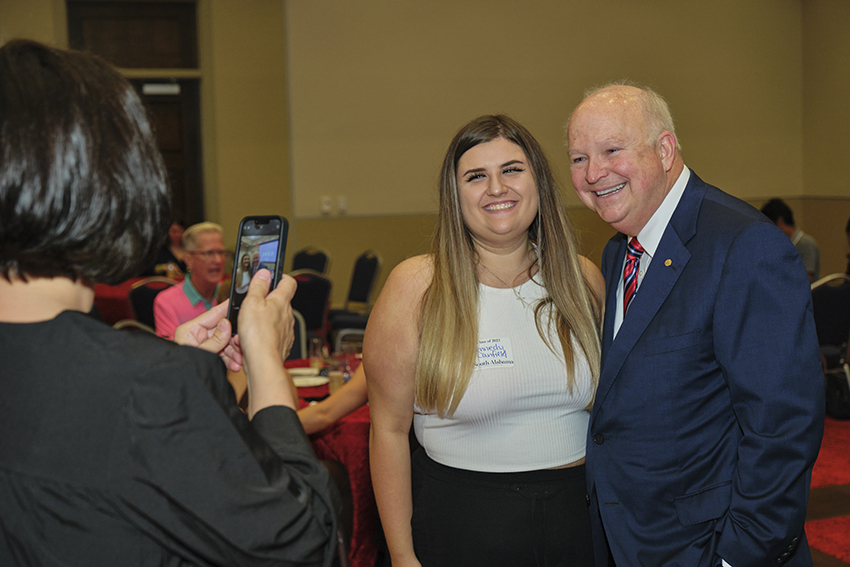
[{"x1": 476, "y1": 337, "x2": 515, "y2": 369}]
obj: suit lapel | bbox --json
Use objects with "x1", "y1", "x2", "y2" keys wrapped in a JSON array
[
  {"x1": 591, "y1": 172, "x2": 707, "y2": 419},
  {"x1": 600, "y1": 235, "x2": 626, "y2": 361}
]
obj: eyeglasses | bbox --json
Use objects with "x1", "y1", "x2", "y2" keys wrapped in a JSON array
[{"x1": 189, "y1": 249, "x2": 228, "y2": 260}]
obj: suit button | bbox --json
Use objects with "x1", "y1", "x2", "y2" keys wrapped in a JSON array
[
  {"x1": 593, "y1": 433, "x2": 605, "y2": 444},
  {"x1": 787, "y1": 537, "x2": 799, "y2": 550},
  {"x1": 586, "y1": 493, "x2": 591, "y2": 507}
]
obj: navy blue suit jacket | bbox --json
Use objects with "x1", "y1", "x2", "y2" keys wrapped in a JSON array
[{"x1": 587, "y1": 171, "x2": 824, "y2": 566}]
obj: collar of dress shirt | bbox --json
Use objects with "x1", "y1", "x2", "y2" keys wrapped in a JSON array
[
  {"x1": 183, "y1": 276, "x2": 218, "y2": 310},
  {"x1": 634, "y1": 166, "x2": 691, "y2": 260},
  {"x1": 613, "y1": 167, "x2": 690, "y2": 336}
]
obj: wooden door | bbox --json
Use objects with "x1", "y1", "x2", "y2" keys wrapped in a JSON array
[{"x1": 67, "y1": 1, "x2": 204, "y2": 225}]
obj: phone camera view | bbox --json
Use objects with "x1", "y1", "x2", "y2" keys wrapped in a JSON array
[
  {"x1": 228, "y1": 216, "x2": 287, "y2": 335},
  {"x1": 232, "y1": 237, "x2": 279, "y2": 303}
]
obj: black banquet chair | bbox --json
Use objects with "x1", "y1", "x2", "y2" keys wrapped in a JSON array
[
  {"x1": 292, "y1": 246, "x2": 331, "y2": 275},
  {"x1": 811, "y1": 273, "x2": 850, "y2": 418},
  {"x1": 287, "y1": 309, "x2": 307, "y2": 361},
  {"x1": 290, "y1": 269, "x2": 332, "y2": 346},
  {"x1": 329, "y1": 250, "x2": 382, "y2": 338},
  {"x1": 128, "y1": 276, "x2": 179, "y2": 330}
]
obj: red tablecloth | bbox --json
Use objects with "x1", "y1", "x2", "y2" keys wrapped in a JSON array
[
  {"x1": 289, "y1": 360, "x2": 377, "y2": 567},
  {"x1": 94, "y1": 278, "x2": 144, "y2": 325}
]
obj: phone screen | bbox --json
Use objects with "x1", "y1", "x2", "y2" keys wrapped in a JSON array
[{"x1": 228, "y1": 215, "x2": 288, "y2": 334}]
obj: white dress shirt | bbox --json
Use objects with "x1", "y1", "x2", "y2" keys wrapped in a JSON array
[{"x1": 613, "y1": 167, "x2": 690, "y2": 337}]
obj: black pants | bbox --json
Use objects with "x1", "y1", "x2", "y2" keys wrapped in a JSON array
[{"x1": 411, "y1": 449, "x2": 594, "y2": 567}]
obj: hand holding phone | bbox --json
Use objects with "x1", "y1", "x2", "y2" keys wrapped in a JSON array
[{"x1": 227, "y1": 215, "x2": 289, "y2": 334}]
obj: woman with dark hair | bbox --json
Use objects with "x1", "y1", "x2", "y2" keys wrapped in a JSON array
[
  {"x1": 142, "y1": 218, "x2": 188, "y2": 277},
  {"x1": 0, "y1": 39, "x2": 336, "y2": 566},
  {"x1": 365, "y1": 115, "x2": 604, "y2": 566}
]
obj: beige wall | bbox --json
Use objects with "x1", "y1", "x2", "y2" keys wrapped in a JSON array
[
  {"x1": 286, "y1": 0, "x2": 805, "y2": 213},
  {"x1": 2, "y1": 0, "x2": 849, "y2": 306},
  {"x1": 803, "y1": 0, "x2": 850, "y2": 198},
  {"x1": 200, "y1": 0, "x2": 292, "y2": 243},
  {"x1": 285, "y1": 0, "x2": 841, "y2": 303},
  {"x1": 797, "y1": 0, "x2": 850, "y2": 277},
  {"x1": 801, "y1": 198, "x2": 850, "y2": 278},
  {"x1": 0, "y1": 0, "x2": 65, "y2": 46}
]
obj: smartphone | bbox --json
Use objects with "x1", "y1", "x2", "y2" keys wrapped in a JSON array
[{"x1": 227, "y1": 215, "x2": 289, "y2": 334}]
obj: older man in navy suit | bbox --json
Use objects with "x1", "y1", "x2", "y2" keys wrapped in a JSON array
[{"x1": 566, "y1": 83, "x2": 824, "y2": 566}]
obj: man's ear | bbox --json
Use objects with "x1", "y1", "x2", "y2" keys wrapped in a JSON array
[{"x1": 657, "y1": 131, "x2": 677, "y2": 171}]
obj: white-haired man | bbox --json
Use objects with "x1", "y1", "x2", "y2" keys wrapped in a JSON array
[
  {"x1": 567, "y1": 83, "x2": 823, "y2": 567},
  {"x1": 154, "y1": 222, "x2": 226, "y2": 339}
]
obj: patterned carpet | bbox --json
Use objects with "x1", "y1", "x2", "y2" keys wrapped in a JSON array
[
  {"x1": 811, "y1": 417, "x2": 850, "y2": 489},
  {"x1": 807, "y1": 417, "x2": 850, "y2": 566},
  {"x1": 808, "y1": 515, "x2": 850, "y2": 563}
]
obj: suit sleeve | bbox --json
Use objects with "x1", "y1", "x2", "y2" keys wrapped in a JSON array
[{"x1": 713, "y1": 222, "x2": 824, "y2": 565}]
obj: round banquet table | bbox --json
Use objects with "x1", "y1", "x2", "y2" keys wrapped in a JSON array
[{"x1": 288, "y1": 361, "x2": 377, "y2": 567}]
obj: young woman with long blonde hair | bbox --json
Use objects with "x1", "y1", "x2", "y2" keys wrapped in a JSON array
[{"x1": 365, "y1": 115, "x2": 604, "y2": 567}]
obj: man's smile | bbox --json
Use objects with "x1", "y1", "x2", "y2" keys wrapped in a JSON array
[{"x1": 594, "y1": 183, "x2": 625, "y2": 198}]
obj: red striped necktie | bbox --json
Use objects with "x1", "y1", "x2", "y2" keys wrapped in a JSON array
[{"x1": 623, "y1": 237, "x2": 645, "y2": 316}]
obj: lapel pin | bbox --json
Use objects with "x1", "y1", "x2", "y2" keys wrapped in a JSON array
[{"x1": 664, "y1": 259, "x2": 672, "y2": 267}]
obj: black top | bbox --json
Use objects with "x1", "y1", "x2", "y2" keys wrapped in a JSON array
[
  {"x1": 141, "y1": 246, "x2": 187, "y2": 277},
  {"x1": 0, "y1": 311, "x2": 337, "y2": 566}
]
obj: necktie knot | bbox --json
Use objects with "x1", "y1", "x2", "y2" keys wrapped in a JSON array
[
  {"x1": 623, "y1": 237, "x2": 644, "y2": 316},
  {"x1": 627, "y1": 237, "x2": 645, "y2": 258}
]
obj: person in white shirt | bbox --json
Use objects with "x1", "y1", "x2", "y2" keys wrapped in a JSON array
[{"x1": 366, "y1": 114, "x2": 604, "y2": 567}]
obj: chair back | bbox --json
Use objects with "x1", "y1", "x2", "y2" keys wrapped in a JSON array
[
  {"x1": 290, "y1": 269, "x2": 332, "y2": 343},
  {"x1": 811, "y1": 273, "x2": 850, "y2": 348},
  {"x1": 113, "y1": 319, "x2": 156, "y2": 333},
  {"x1": 292, "y1": 246, "x2": 331, "y2": 274},
  {"x1": 813, "y1": 274, "x2": 850, "y2": 418},
  {"x1": 287, "y1": 309, "x2": 307, "y2": 361},
  {"x1": 334, "y1": 328, "x2": 365, "y2": 353},
  {"x1": 344, "y1": 250, "x2": 382, "y2": 313},
  {"x1": 129, "y1": 277, "x2": 179, "y2": 329}
]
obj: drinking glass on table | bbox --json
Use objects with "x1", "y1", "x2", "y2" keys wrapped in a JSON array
[
  {"x1": 327, "y1": 357, "x2": 346, "y2": 394},
  {"x1": 340, "y1": 341, "x2": 361, "y2": 372},
  {"x1": 309, "y1": 337, "x2": 324, "y2": 370}
]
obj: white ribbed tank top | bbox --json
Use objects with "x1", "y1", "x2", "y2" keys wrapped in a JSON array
[{"x1": 413, "y1": 278, "x2": 593, "y2": 472}]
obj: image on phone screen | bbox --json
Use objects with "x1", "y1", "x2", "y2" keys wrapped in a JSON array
[{"x1": 228, "y1": 216, "x2": 288, "y2": 334}]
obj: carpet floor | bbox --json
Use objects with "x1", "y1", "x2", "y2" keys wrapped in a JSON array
[
  {"x1": 808, "y1": 515, "x2": 850, "y2": 563},
  {"x1": 812, "y1": 417, "x2": 850, "y2": 489},
  {"x1": 807, "y1": 417, "x2": 850, "y2": 566}
]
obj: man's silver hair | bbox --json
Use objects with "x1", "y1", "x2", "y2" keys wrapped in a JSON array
[{"x1": 567, "y1": 80, "x2": 682, "y2": 152}]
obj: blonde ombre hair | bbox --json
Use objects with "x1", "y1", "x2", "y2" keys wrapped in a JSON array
[{"x1": 416, "y1": 115, "x2": 602, "y2": 417}]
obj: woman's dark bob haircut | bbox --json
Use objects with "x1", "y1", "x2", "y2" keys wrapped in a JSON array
[{"x1": 0, "y1": 39, "x2": 171, "y2": 284}]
